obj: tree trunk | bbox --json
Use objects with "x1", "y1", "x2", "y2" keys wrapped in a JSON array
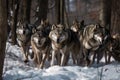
[
  {"x1": 11, "y1": 0, "x2": 20, "y2": 45},
  {"x1": 99, "y1": 0, "x2": 111, "y2": 28},
  {"x1": 64, "y1": 6, "x2": 69, "y2": 28},
  {"x1": 6, "y1": 0, "x2": 11, "y2": 35},
  {"x1": 35, "y1": 0, "x2": 48, "y2": 26},
  {"x1": 56, "y1": 0, "x2": 60, "y2": 24},
  {"x1": 111, "y1": 0, "x2": 120, "y2": 34},
  {"x1": 60, "y1": 0, "x2": 65, "y2": 25},
  {"x1": 22, "y1": 0, "x2": 31, "y2": 23},
  {"x1": 0, "y1": 0, "x2": 7, "y2": 79},
  {"x1": 56, "y1": 0, "x2": 65, "y2": 25},
  {"x1": 26, "y1": 0, "x2": 31, "y2": 23}
]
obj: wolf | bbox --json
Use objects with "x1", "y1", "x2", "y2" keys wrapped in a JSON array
[
  {"x1": 70, "y1": 19, "x2": 86, "y2": 65},
  {"x1": 49, "y1": 24, "x2": 81, "y2": 66},
  {"x1": 79, "y1": 24, "x2": 105, "y2": 66},
  {"x1": 110, "y1": 34, "x2": 120, "y2": 62},
  {"x1": 16, "y1": 22, "x2": 35, "y2": 63},
  {"x1": 31, "y1": 20, "x2": 51, "y2": 68},
  {"x1": 95, "y1": 26, "x2": 112, "y2": 64},
  {"x1": 31, "y1": 30, "x2": 51, "y2": 68},
  {"x1": 71, "y1": 20, "x2": 112, "y2": 65},
  {"x1": 71, "y1": 19, "x2": 85, "y2": 33}
]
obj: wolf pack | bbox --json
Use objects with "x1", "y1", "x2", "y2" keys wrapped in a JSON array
[{"x1": 16, "y1": 19, "x2": 120, "y2": 69}]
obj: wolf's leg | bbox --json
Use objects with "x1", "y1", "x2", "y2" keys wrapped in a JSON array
[
  {"x1": 56, "y1": 52, "x2": 61, "y2": 65},
  {"x1": 21, "y1": 45, "x2": 29, "y2": 63},
  {"x1": 25, "y1": 45, "x2": 29, "y2": 62},
  {"x1": 84, "y1": 49, "x2": 91, "y2": 66},
  {"x1": 51, "y1": 50, "x2": 57, "y2": 66},
  {"x1": 65, "y1": 53, "x2": 69, "y2": 65},
  {"x1": 72, "y1": 53, "x2": 76, "y2": 64},
  {"x1": 36, "y1": 51, "x2": 42, "y2": 67},
  {"x1": 39, "y1": 53, "x2": 47, "y2": 69},
  {"x1": 104, "y1": 50, "x2": 108, "y2": 64},
  {"x1": 60, "y1": 50, "x2": 68, "y2": 66},
  {"x1": 108, "y1": 53, "x2": 111, "y2": 64}
]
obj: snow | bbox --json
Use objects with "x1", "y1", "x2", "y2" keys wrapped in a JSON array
[{"x1": 3, "y1": 42, "x2": 120, "y2": 80}]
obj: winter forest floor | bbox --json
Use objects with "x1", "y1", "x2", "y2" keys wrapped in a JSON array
[{"x1": 3, "y1": 42, "x2": 120, "y2": 80}]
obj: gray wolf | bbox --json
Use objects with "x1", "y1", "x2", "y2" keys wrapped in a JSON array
[
  {"x1": 31, "y1": 20, "x2": 51, "y2": 68},
  {"x1": 80, "y1": 24, "x2": 105, "y2": 66},
  {"x1": 16, "y1": 22, "x2": 35, "y2": 63},
  {"x1": 49, "y1": 24, "x2": 81, "y2": 66}
]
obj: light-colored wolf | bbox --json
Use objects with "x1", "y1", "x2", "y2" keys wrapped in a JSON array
[
  {"x1": 81, "y1": 24, "x2": 105, "y2": 66},
  {"x1": 49, "y1": 24, "x2": 81, "y2": 66},
  {"x1": 16, "y1": 22, "x2": 35, "y2": 63}
]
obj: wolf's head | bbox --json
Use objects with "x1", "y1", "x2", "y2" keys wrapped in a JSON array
[
  {"x1": 32, "y1": 30, "x2": 49, "y2": 48},
  {"x1": 71, "y1": 19, "x2": 79, "y2": 32},
  {"x1": 49, "y1": 24, "x2": 68, "y2": 44},
  {"x1": 93, "y1": 24, "x2": 104, "y2": 44},
  {"x1": 16, "y1": 22, "x2": 33, "y2": 44}
]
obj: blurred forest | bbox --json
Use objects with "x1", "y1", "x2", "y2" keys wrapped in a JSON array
[
  {"x1": 0, "y1": 0, "x2": 120, "y2": 79},
  {"x1": 6, "y1": 0, "x2": 120, "y2": 39}
]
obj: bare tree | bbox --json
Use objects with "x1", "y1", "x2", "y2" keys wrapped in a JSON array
[
  {"x1": 56, "y1": 0, "x2": 60, "y2": 24},
  {"x1": 56, "y1": 0, "x2": 65, "y2": 24},
  {"x1": 26, "y1": 0, "x2": 31, "y2": 23},
  {"x1": 111, "y1": 0, "x2": 120, "y2": 34},
  {"x1": 0, "y1": 0, "x2": 7, "y2": 79},
  {"x1": 60, "y1": 0, "x2": 65, "y2": 24},
  {"x1": 10, "y1": 0, "x2": 20, "y2": 45},
  {"x1": 21, "y1": 0, "x2": 31, "y2": 23},
  {"x1": 99, "y1": 0, "x2": 111, "y2": 28},
  {"x1": 35, "y1": 0, "x2": 48, "y2": 26}
]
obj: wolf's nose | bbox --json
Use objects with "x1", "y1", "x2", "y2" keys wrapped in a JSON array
[{"x1": 57, "y1": 38, "x2": 60, "y2": 43}]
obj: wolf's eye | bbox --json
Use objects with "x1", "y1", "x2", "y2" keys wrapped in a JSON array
[
  {"x1": 55, "y1": 32, "x2": 57, "y2": 35},
  {"x1": 94, "y1": 29, "x2": 100, "y2": 34}
]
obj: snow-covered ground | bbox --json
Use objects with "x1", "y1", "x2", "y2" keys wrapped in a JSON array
[{"x1": 3, "y1": 42, "x2": 120, "y2": 80}]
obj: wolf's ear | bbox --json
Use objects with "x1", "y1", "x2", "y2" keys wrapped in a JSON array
[
  {"x1": 94, "y1": 24, "x2": 98, "y2": 28},
  {"x1": 61, "y1": 24, "x2": 65, "y2": 30},
  {"x1": 79, "y1": 20, "x2": 85, "y2": 29},
  {"x1": 45, "y1": 19, "x2": 49, "y2": 24},
  {"x1": 73, "y1": 19, "x2": 78, "y2": 24},
  {"x1": 41, "y1": 20, "x2": 44, "y2": 25},
  {"x1": 52, "y1": 24, "x2": 57, "y2": 30},
  {"x1": 80, "y1": 20, "x2": 84, "y2": 26}
]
